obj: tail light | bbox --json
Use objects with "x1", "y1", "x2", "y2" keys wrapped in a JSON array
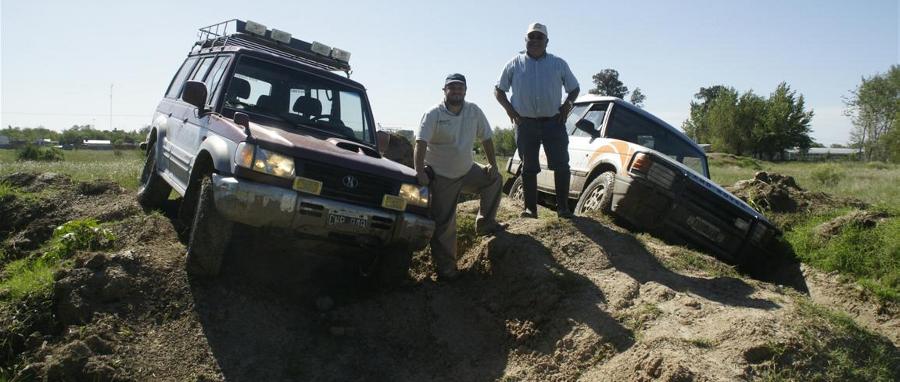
[{"x1": 631, "y1": 153, "x2": 652, "y2": 173}]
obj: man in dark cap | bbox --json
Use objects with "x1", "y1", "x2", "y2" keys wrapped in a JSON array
[{"x1": 415, "y1": 73, "x2": 506, "y2": 280}]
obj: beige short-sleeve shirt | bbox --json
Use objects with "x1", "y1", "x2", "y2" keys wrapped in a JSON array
[{"x1": 416, "y1": 101, "x2": 493, "y2": 179}]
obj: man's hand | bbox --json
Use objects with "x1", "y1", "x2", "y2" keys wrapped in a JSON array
[
  {"x1": 558, "y1": 101, "x2": 573, "y2": 124},
  {"x1": 485, "y1": 163, "x2": 500, "y2": 179},
  {"x1": 506, "y1": 109, "x2": 521, "y2": 126},
  {"x1": 416, "y1": 169, "x2": 430, "y2": 186}
]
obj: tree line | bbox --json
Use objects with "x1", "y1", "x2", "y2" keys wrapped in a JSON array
[
  {"x1": 2, "y1": 125, "x2": 150, "y2": 147},
  {"x1": 681, "y1": 83, "x2": 814, "y2": 160}
]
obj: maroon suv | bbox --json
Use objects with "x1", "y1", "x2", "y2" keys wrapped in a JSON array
[{"x1": 138, "y1": 20, "x2": 434, "y2": 278}]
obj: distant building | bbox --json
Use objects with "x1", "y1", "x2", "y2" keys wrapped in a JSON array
[
  {"x1": 784, "y1": 147, "x2": 862, "y2": 161},
  {"x1": 35, "y1": 138, "x2": 57, "y2": 146},
  {"x1": 83, "y1": 139, "x2": 113, "y2": 150},
  {"x1": 0, "y1": 135, "x2": 9, "y2": 148}
]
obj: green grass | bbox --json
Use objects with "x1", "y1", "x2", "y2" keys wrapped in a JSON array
[
  {"x1": 784, "y1": 208, "x2": 899, "y2": 302},
  {"x1": 757, "y1": 298, "x2": 900, "y2": 381},
  {"x1": 0, "y1": 218, "x2": 115, "y2": 303},
  {"x1": 0, "y1": 148, "x2": 144, "y2": 191}
]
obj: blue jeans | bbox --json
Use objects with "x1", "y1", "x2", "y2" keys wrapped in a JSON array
[{"x1": 515, "y1": 117, "x2": 571, "y2": 212}]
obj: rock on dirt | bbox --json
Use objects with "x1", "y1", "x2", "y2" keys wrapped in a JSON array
[{"x1": 813, "y1": 209, "x2": 890, "y2": 240}]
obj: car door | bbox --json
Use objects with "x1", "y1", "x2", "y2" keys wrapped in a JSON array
[
  {"x1": 566, "y1": 102, "x2": 610, "y2": 195},
  {"x1": 182, "y1": 55, "x2": 233, "y2": 174},
  {"x1": 167, "y1": 56, "x2": 216, "y2": 188}
]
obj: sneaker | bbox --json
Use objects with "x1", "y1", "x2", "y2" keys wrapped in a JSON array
[
  {"x1": 557, "y1": 209, "x2": 574, "y2": 219},
  {"x1": 476, "y1": 222, "x2": 509, "y2": 236},
  {"x1": 520, "y1": 209, "x2": 538, "y2": 219}
]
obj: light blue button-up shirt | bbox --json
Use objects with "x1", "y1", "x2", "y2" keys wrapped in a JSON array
[{"x1": 496, "y1": 52, "x2": 579, "y2": 118}]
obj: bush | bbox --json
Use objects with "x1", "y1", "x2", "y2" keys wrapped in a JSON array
[
  {"x1": 866, "y1": 161, "x2": 891, "y2": 170},
  {"x1": 43, "y1": 218, "x2": 116, "y2": 261},
  {"x1": 811, "y1": 164, "x2": 845, "y2": 186},
  {"x1": 15, "y1": 145, "x2": 64, "y2": 162}
]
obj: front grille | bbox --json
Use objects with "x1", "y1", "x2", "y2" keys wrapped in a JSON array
[
  {"x1": 301, "y1": 161, "x2": 398, "y2": 207},
  {"x1": 683, "y1": 181, "x2": 751, "y2": 226}
]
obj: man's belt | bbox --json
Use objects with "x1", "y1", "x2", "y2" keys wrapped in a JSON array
[{"x1": 520, "y1": 114, "x2": 559, "y2": 122}]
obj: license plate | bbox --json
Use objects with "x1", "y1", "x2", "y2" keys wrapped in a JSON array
[
  {"x1": 328, "y1": 213, "x2": 367, "y2": 229},
  {"x1": 293, "y1": 177, "x2": 322, "y2": 195},
  {"x1": 382, "y1": 194, "x2": 407, "y2": 211},
  {"x1": 687, "y1": 215, "x2": 724, "y2": 243}
]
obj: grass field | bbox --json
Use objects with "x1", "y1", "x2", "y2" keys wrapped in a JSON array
[{"x1": 0, "y1": 148, "x2": 144, "y2": 190}]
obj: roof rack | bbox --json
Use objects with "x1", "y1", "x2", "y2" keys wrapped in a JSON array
[{"x1": 194, "y1": 19, "x2": 352, "y2": 76}]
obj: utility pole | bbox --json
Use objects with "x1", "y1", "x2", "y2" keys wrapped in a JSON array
[{"x1": 109, "y1": 83, "x2": 114, "y2": 131}]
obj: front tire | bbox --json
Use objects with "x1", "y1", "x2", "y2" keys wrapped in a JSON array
[
  {"x1": 186, "y1": 175, "x2": 233, "y2": 277},
  {"x1": 509, "y1": 176, "x2": 525, "y2": 202},
  {"x1": 575, "y1": 172, "x2": 614, "y2": 216},
  {"x1": 136, "y1": 142, "x2": 171, "y2": 211}
]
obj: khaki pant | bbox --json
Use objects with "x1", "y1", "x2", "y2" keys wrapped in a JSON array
[{"x1": 429, "y1": 163, "x2": 502, "y2": 275}]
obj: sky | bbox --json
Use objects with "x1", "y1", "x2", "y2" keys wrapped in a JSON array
[{"x1": 1, "y1": 0, "x2": 898, "y2": 146}]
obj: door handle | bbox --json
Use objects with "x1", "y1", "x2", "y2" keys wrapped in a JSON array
[
  {"x1": 168, "y1": 112, "x2": 173, "y2": 117},
  {"x1": 183, "y1": 118, "x2": 189, "y2": 123}
]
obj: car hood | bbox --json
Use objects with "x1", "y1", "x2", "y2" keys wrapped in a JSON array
[{"x1": 246, "y1": 121, "x2": 417, "y2": 183}]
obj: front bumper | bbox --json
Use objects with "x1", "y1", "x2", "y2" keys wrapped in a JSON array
[
  {"x1": 211, "y1": 174, "x2": 434, "y2": 251},
  {"x1": 610, "y1": 174, "x2": 757, "y2": 264}
]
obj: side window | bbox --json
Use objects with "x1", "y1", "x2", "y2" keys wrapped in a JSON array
[
  {"x1": 228, "y1": 74, "x2": 271, "y2": 106},
  {"x1": 165, "y1": 57, "x2": 199, "y2": 99},
  {"x1": 205, "y1": 56, "x2": 232, "y2": 105},
  {"x1": 567, "y1": 103, "x2": 607, "y2": 137},
  {"x1": 189, "y1": 57, "x2": 215, "y2": 82}
]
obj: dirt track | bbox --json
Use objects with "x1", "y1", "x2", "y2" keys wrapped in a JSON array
[{"x1": 1, "y1": 172, "x2": 898, "y2": 381}]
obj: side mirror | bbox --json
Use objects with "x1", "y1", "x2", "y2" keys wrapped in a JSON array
[
  {"x1": 182, "y1": 81, "x2": 208, "y2": 114},
  {"x1": 575, "y1": 119, "x2": 601, "y2": 141},
  {"x1": 233, "y1": 112, "x2": 251, "y2": 137}
]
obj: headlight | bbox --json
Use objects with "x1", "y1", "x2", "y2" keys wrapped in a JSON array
[
  {"x1": 235, "y1": 142, "x2": 295, "y2": 178},
  {"x1": 399, "y1": 183, "x2": 429, "y2": 208}
]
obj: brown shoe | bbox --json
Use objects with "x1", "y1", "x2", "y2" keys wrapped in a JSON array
[{"x1": 476, "y1": 222, "x2": 509, "y2": 236}]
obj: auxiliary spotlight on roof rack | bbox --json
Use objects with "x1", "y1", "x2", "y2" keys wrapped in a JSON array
[{"x1": 194, "y1": 19, "x2": 352, "y2": 76}]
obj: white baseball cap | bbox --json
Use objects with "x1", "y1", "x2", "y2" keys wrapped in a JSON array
[{"x1": 526, "y1": 22, "x2": 548, "y2": 38}]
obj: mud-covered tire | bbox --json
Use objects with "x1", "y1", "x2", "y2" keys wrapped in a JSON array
[
  {"x1": 136, "y1": 143, "x2": 171, "y2": 211},
  {"x1": 575, "y1": 172, "x2": 614, "y2": 216},
  {"x1": 509, "y1": 176, "x2": 525, "y2": 202},
  {"x1": 186, "y1": 175, "x2": 232, "y2": 277},
  {"x1": 376, "y1": 246, "x2": 413, "y2": 287}
]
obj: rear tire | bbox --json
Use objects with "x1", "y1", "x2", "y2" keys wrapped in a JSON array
[
  {"x1": 186, "y1": 175, "x2": 232, "y2": 277},
  {"x1": 575, "y1": 172, "x2": 614, "y2": 216},
  {"x1": 136, "y1": 142, "x2": 171, "y2": 211}
]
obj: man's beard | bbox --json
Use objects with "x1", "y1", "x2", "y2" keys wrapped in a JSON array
[{"x1": 445, "y1": 97, "x2": 464, "y2": 106}]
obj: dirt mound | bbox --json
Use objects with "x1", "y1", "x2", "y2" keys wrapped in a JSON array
[
  {"x1": 727, "y1": 171, "x2": 867, "y2": 213},
  {"x1": 377, "y1": 131, "x2": 414, "y2": 168},
  {"x1": 2, "y1": 175, "x2": 898, "y2": 381},
  {"x1": 814, "y1": 210, "x2": 890, "y2": 240},
  {"x1": 0, "y1": 172, "x2": 142, "y2": 258}
]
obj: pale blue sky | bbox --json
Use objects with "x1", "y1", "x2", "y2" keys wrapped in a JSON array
[{"x1": 2, "y1": 0, "x2": 897, "y2": 145}]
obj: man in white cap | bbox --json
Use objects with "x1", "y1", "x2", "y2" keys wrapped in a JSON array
[
  {"x1": 415, "y1": 73, "x2": 506, "y2": 281},
  {"x1": 495, "y1": 22, "x2": 580, "y2": 218}
]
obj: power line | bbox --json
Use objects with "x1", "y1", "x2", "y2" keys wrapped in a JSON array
[{"x1": 1, "y1": 112, "x2": 148, "y2": 117}]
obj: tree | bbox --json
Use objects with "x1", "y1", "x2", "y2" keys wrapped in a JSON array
[
  {"x1": 589, "y1": 69, "x2": 628, "y2": 98},
  {"x1": 682, "y1": 85, "x2": 731, "y2": 143},
  {"x1": 629, "y1": 88, "x2": 646, "y2": 108},
  {"x1": 681, "y1": 83, "x2": 813, "y2": 159},
  {"x1": 844, "y1": 65, "x2": 900, "y2": 162},
  {"x1": 490, "y1": 127, "x2": 517, "y2": 156}
]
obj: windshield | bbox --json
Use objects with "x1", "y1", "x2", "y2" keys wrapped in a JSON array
[
  {"x1": 606, "y1": 105, "x2": 708, "y2": 176},
  {"x1": 223, "y1": 56, "x2": 373, "y2": 144}
]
